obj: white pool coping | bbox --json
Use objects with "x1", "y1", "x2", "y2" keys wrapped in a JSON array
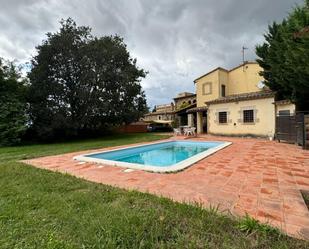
[{"x1": 73, "y1": 139, "x2": 232, "y2": 173}]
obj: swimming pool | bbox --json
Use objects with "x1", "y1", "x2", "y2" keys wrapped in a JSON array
[{"x1": 74, "y1": 140, "x2": 231, "y2": 173}]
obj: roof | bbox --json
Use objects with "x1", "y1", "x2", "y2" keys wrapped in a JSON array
[
  {"x1": 175, "y1": 92, "x2": 195, "y2": 98},
  {"x1": 205, "y1": 90, "x2": 275, "y2": 105},
  {"x1": 228, "y1": 61, "x2": 258, "y2": 72},
  {"x1": 193, "y1": 61, "x2": 259, "y2": 83},
  {"x1": 144, "y1": 111, "x2": 174, "y2": 116},
  {"x1": 275, "y1": 99, "x2": 292, "y2": 105},
  {"x1": 193, "y1": 67, "x2": 228, "y2": 83},
  {"x1": 174, "y1": 103, "x2": 196, "y2": 114},
  {"x1": 186, "y1": 106, "x2": 208, "y2": 113},
  {"x1": 156, "y1": 103, "x2": 173, "y2": 108},
  {"x1": 173, "y1": 94, "x2": 196, "y2": 100}
]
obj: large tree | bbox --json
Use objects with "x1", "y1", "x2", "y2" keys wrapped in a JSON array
[
  {"x1": 0, "y1": 58, "x2": 28, "y2": 145},
  {"x1": 28, "y1": 18, "x2": 148, "y2": 140},
  {"x1": 256, "y1": 0, "x2": 309, "y2": 111}
]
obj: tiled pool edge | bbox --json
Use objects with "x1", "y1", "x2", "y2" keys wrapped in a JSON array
[{"x1": 73, "y1": 140, "x2": 232, "y2": 173}]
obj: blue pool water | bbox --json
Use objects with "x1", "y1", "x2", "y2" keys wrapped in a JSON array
[{"x1": 86, "y1": 141, "x2": 223, "y2": 167}]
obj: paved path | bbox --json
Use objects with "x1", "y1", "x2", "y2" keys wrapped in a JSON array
[{"x1": 23, "y1": 135, "x2": 309, "y2": 239}]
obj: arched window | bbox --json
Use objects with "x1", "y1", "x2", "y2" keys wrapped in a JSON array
[{"x1": 188, "y1": 100, "x2": 191, "y2": 104}]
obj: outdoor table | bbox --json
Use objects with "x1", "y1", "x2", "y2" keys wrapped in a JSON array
[{"x1": 179, "y1": 125, "x2": 189, "y2": 135}]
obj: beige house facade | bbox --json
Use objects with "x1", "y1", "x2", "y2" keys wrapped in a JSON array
[
  {"x1": 144, "y1": 61, "x2": 296, "y2": 138},
  {"x1": 189, "y1": 62, "x2": 295, "y2": 138},
  {"x1": 275, "y1": 100, "x2": 296, "y2": 116},
  {"x1": 207, "y1": 92, "x2": 276, "y2": 137}
]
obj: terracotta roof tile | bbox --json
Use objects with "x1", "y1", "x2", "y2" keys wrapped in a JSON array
[
  {"x1": 186, "y1": 106, "x2": 208, "y2": 113},
  {"x1": 205, "y1": 90, "x2": 275, "y2": 105}
]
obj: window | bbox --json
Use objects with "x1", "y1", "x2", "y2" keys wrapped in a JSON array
[
  {"x1": 202, "y1": 82, "x2": 212, "y2": 95},
  {"x1": 243, "y1": 110, "x2": 254, "y2": 123},
  {"x1": 221, "y1": 85, "x2": 226, "y2": 97},
  {"x1": 278, "y1": 110, "x2": 290, "y2": 116},
  {"x1": 218, "y1": 112, "x2": 227, "y2": 124}
]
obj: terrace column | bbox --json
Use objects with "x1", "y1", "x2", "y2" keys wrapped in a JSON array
[
  {"x1": 197, "y1": 112, "x2": 203, "y2": 134},
  {"x1": 188, "y1": 114, "x2": 194, "y2": 127}
]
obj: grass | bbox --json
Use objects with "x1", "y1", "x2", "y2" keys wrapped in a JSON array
[
  {"x1": 0, "y1": 133, "x2": 308, "y2": 248},
  {"x1": 237, "y1": 214, "x2": 279, "y2": 236}
]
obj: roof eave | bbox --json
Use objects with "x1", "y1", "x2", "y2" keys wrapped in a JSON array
[
  {"x1": 193, "y1": 67, "x2": 228, "y2": 83},
  {"x1": 205, "y1": 91, "x2": 275, "y2": 105}
]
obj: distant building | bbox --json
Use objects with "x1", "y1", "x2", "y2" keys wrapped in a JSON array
[
  {"x1": 173, "y1": 92, "x2": 196, "y2": 109},
  {"x1": 143, "y1": 92, "x2": 197, "y2": 125},
  {"x1": 144, "y1": 103, "x2": 175, "y2": 123},
  {"x1": 173, "y1": 92, "x2": 196, "y2": 126}
]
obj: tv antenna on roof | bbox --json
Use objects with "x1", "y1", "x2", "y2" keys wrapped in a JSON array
[{"x1": 242, "y1": 46, "x2": 248, "y2": 71}]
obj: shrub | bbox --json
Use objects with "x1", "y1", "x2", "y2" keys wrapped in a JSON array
[{"x1": 0, "y1": 59, "x2": 28, "y2": 145}]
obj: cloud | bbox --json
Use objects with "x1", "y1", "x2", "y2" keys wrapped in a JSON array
[{"x1": 0, "y1": 0, "x2": 303, "y2": 107}]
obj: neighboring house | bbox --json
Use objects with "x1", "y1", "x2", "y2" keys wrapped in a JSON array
[
  {"x1": 143, "y1": 92, "x2": 196, "y2": 126},
  {"x1": 173, "y1": 92, "x2": 196, "y2": 109},
  {"x1": 144, "y1": 103, "x2": 175, "y2": 123},
  {"x1": 173, "y1": 92, "x2": 196, "y2": 126},
  {"x1": 187, "y1": 62, "x2": 295, "y2": 137}
]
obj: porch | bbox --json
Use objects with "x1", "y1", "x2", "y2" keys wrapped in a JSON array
[{"x1": 186, "y1": 106, "x2": 208, "y2": 134}]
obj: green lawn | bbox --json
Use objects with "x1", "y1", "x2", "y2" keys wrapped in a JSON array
[{"x1": 0, "y1": 133, "x2": 308, "y2": 249}]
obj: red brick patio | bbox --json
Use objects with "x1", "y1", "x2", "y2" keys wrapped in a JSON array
[{"x1": 23, "y1": 135, "x2": 309, "y2": 239}]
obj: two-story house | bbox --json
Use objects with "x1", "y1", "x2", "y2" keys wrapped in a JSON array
[{"x1": 187, "y1": 62, "x2": 295, "y2": 138}]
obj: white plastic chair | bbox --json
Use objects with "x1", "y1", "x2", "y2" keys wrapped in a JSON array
[
  {"x1": 183, "y1": 127, "x2": 190, "y2": 136},
  {"x1": 184, "y1": 127, "x2": 196, "y2": 136},
  {"x1": 173, "y1": 128, "x2": 181, "y2": 136}
]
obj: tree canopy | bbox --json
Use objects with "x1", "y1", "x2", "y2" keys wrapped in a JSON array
[
  {"x1": 0, "y1": 58, "x2": 28, "y2": 145},
  {"x1": 28, "y1": 18, "x2": 148, "y2": 140},
  {"x1": 256, "y1": 0, "x2": 309, "y2": 111}
]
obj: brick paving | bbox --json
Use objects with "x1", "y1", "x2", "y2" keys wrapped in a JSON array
[{"x1": 23, "y1": 135, "x2": 309, "y2": 239}]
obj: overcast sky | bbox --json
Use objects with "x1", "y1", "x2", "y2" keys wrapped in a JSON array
[{"x1": 0, "y1": 0, "x2": 303, "y2": 107}]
